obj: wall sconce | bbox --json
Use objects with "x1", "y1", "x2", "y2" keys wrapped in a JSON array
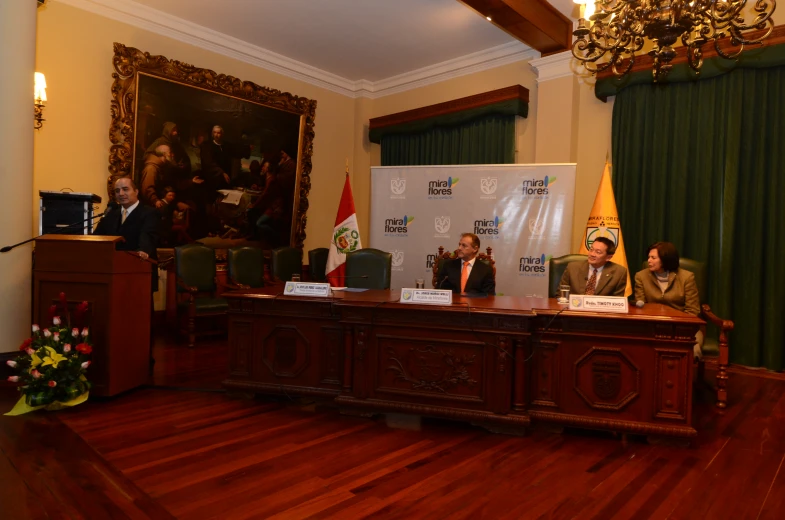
[{"x1": 34, "y1": 72, "x2": 47, "y2": 130}]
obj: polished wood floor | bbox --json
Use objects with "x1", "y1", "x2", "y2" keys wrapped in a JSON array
[{"x1": 1, "y1": 331, "x2": 784, "y2": 520}]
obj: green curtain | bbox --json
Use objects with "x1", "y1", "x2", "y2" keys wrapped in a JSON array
[
  {"x1": 381, "y1": 114, "x2": 515, "y2": 166},
  {"x1": 612, "y1": 66, "x2": 785, "y2": 369}
]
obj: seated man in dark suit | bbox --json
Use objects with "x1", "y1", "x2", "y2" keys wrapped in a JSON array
[
  {"x1": 439, "y1": 233, "x2": 495, "y2": 295},
  {"x1": 559, "y1": 236, "x2": 627, "y2": 296}
]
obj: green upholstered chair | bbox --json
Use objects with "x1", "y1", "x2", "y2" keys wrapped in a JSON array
[
  {"x1": 308, "y1": 247, "x2": 329, "y2": 282},
  {"x1": 175, "y1": 244, "x2": 229, "y2": 348},
  {"x1": 548, "y1": 254, "x2": 588, "y2": 297},
  {"x1": 640, "y1": 258, "x2": 734, "y2": 408},
  {"x1": 345, "y1": 248, "x2": 392, "y2": 289},
  {"x1": 227, "y1": 247, "x2": 264, "y2": 289},
  {"x1": 431, "y1": 246, "x2": 496, "y2": 289},
  {"x1": 270, "y1": 246, "x2": 303, "y2": 283}
]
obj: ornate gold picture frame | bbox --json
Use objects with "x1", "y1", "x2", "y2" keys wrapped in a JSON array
[{"x1": 108, "y1": 43, "x2": 317, "y2": 248}]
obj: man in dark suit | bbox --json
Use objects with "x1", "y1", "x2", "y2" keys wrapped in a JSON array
[
  {"x1": 559, "y1": 236, "x2": 627, "y2": 296},
  {"x1": 94, "y1": 176, "x2": 159, "y2": 369},
  {"x1": 94, "y1": 177, "x2": 159, "y2": 267},
  {"x1": 439, "y1": 233, "x2": 495, "y2": 295}
]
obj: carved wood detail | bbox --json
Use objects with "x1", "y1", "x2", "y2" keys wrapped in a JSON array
[
  {"x1": 573, "y1": 347, "x2": 640, "y2": 412},
  {"x1": 319, "y1": 327, "x2": 343, "y2": 386},
  {"x1": 653, "y1": 349, "x2": 690, "y2": 421},
  {"x1": 531, "y1": 339, "x2": 560, "y2": 408},
  {"x1": 528, "y1": 410, "x2": 697, "y2": 437}
]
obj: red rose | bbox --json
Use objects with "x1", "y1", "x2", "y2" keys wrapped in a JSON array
[
  {"x1": 19, "y1": 338, "x2": 33, "y2": 351},
  {"x1": 48, "y1": 380, "x2": 57, "y2": 388},
  {"x1": 76, "y1": 343, "x2": 92, "y2": 355}
]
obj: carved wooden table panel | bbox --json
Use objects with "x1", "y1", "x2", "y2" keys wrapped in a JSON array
[{"x1": 223, "y1": 289, "x2": 703, "y2": 437}]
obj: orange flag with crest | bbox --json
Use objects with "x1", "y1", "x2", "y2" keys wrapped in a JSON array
[{"x1": 578, "y1": 162, "x2": 632, "y2": 297}]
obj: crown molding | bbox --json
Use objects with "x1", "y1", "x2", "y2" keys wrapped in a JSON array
[
  {"x1": 363, "y1": 42, "x2": 539, "y2": 99},
  {"x1": 530, "y1": 51, "x2": 576, "y2": 83},
  {"x1": 54, "y1": 0, "x2": 538, "y2": 99}
]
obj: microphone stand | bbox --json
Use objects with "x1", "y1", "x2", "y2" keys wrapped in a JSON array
[{"x1": 0, "y1": 210, "x2": 110, "y2": 253}]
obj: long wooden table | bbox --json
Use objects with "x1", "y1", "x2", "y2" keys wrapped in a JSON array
[{"x1": 223, "y1": 289, "x2": 703, "y2": 437}]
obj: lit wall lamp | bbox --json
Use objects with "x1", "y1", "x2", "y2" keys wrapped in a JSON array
[{"x1": 34, "y1": 72, "x2": 47, "y2": 130}]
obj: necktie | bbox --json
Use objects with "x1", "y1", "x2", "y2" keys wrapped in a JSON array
[
  {"x1": 121, "y1": 208, "x2": 128, "y2": 224},
  {"x1": 585, "y1": 268, "x2": 597, "y2": 295},
  {"x1": 460, "y1": 261, "x2": 470, "y2": 293}
]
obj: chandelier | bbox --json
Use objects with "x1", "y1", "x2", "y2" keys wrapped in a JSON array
[{"x1": 571, "y1": 0, "x2": 777, "y2": 82}]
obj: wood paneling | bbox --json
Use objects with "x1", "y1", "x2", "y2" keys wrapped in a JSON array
[
  {"x1": 368, "y1": 85, "x2": 529, "y2": 131},
  {"x1": 457, "y1": 0, "x2": 573, "y2": 54}
]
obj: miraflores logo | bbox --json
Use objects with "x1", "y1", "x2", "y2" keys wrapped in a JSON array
[
  {"x1": 518, "y1": 253, "x2": 552, "y2": 277},
  {"x1": 425, "y1": 253, "x2": 438, "y2": 270},
  {"x1": 473, "y1": 216, "x2": 504, "y2": 239},
  {"x1": 390, "y1": 178, "x2": 406, "y2": 199},
  {"x1": 434, "y1": 216, "x2": 451, "y2": 237},
  {"x1": 528, "y1": 218, "x2": 546, "y2": 238},
  {"x1": 391, "y1": 250, "x2": 405, "y2": 271},
  {"x1": 428, "y1": 177, "x2": 459, "y2": 199},
  {"x1": 384, "y1": 215, "x2": 414, "y2": 236},
  {"x1": 480, "y1": 177, "x2": 498, "y2": 198},
  {"x1": 522, "y1": 176, "x2": 557, "y2": 199}
]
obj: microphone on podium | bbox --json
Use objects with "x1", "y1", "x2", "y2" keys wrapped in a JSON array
[{"x1": 437, "y1": 276, "x2": 449, "y2": 289}]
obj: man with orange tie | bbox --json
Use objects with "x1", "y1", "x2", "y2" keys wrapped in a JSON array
[
  {"x1": 438, "y1": 233, "x2": 495, "y2": 295},
  {"x1": 559, "y1": 236, "x2": 627, "y2": 297}
]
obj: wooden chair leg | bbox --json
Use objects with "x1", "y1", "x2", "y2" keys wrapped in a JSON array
[
  {"x1": 188, "y1": 302, "x2": 196, "y2": 348},
  {"x1": 716, "y1": 351, "x2": 729, "y2": 409}
]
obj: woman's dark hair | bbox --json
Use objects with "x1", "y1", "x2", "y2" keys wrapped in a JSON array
[{"x1": 647, "y1": 241, "x2": 680, "y2": 272}]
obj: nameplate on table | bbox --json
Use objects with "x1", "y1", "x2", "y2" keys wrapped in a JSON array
[
  {"x1": 283, "y1": 282, "x2": 331, "y2": 297},
  {"x1": 399, "y1": 288, "x2": 452, "y2": 305},
  {"x1": 568, "y1": 295, "x2": 629, "y2": 313}
]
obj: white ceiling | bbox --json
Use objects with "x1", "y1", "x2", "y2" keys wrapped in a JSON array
[{"x1": 58, "y1": 0, "x2": 579, "y2": 96}]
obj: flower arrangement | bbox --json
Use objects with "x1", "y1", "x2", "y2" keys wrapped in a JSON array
[{"x1": 5, "y1": 292, "x2": 92, "y2": 415}]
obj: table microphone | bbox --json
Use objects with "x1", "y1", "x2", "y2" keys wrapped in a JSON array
[{"x1": 437, "y1": 276, "x2": 449, "y2": 289}]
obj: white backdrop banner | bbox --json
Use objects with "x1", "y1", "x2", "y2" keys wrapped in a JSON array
[{"x1": 370, "y1": 164, "x2": 576, "y2": 297}]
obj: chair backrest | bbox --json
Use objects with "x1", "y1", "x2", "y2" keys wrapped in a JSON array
[
  {"x1": 308, "y1": 247, "x2": 329, "y2": 282},
  {"x1": 549, "y1": 254, "x2": 588, "y2": 297},
  {"x1": 227, "y1": 247, "x2": 264, "y2": 288},
  {"x1": 640, "y1": 257, "x2": 707, "y2": 301},
  {"x1": 431, "y1": 246, "x2": 496, "y2": 288},
  {"x1": 270, "y1": 246, "x2": 303, "y2": 282},
  {"x1": 175, "y1": 243, "x2": 217, "y2": 293},
  {"x1": 346, "y1": 248, "x2": 392, "y2": 289}
]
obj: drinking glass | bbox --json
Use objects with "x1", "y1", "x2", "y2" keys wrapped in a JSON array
[
  {"x1": 291, "y1": 274, "x2": 301, "y2": 283},
  {"x1": 415, "y1": 278, "x2": 425, "y2": 289},
  {"x1": 558, "y1": 284, "x2": 570, "y2": 304}
]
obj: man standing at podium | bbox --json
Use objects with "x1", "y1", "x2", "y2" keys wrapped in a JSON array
[
  {"x1": 95, "y1": 177, "x2": 159, "y2": 264},
  {"x1": 439, "y1": 233, "x2": 495, "y2": 295}
]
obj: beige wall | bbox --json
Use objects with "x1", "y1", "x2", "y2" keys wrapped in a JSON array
[
  {"x1": 35, "y1": 2, "x2": 356, "y2": 253},
  {"x1": 33, "y1": 3, "x2": 613, "y2": 266}
]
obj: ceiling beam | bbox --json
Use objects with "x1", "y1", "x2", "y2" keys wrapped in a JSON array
[{"x1": 457, "y1": 0, "x2": 573, "y2": 55}]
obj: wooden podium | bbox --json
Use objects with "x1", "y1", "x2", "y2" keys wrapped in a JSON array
[{"x1": 33, "y1": 235, "x2": 152, "y2": 396}]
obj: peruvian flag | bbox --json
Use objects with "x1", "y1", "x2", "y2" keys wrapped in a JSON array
[{"x1": 326, "y1": 174, "x2": 362, "y2": 286}]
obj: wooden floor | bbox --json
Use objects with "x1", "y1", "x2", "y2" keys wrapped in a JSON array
[{"x1": 1, "y1": 332, "x2": 784, "y2": 519}]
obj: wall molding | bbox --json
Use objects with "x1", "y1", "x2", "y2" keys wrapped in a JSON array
[
  {"x1": 55, "y1": 0, "x2": 539, "y2": 99},
  {"x1": 530, "y1": 51, "x2": 576, "y2": 83}
]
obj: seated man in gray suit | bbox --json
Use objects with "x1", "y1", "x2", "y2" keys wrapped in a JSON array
[{"x1": 559, "y1": 236, "x2": 627, "y2": 297}]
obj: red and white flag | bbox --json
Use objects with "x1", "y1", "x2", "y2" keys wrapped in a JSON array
[{"x1": 326, "y1": 174, "x2": 362, "y2": 286}]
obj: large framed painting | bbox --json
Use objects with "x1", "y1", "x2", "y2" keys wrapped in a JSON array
[{"x1": 107, "y1": 43, "x2": 316, "y2": 249}]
